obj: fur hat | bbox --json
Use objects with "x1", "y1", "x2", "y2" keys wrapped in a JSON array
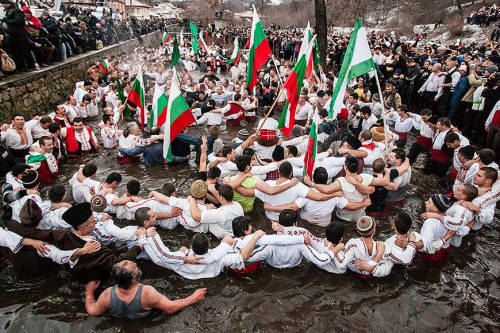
[
  {"x1": 458, "y1": 145, "x2": 476, "y2": 160},
  {"x1": 484, "y1": 65, "x2": 498, "y2": 74},
  {"x1": 62, "y1": 202, "x2": 93, "y2": 229},
  {"x1": 370, "y1": 126, "x2": 385, "y2": 142},
  {"x1": 430, "y1": 194, "x2": 451, "y2": 213},
  {"x1": 356, "y1": 216, "x2": 375, "y2": 236},
  {"x1": 190, "y1": 180, "x2": 207, "y2": 199},
  {"x1": 90, "y1": 195, "x2": 107, "y2": 213},
  {"x1": 344, "y1": 135, "x2": 362, "y2": 150},
  {"x1": 19, "y1": 199, "x2": 43, "y2": 227},
  {"x1": 213, "y1": 138, "x2": 224, "y2": 156},
  {"x1": 21, "y1": 170, "x2": 39, "y2": 189}
]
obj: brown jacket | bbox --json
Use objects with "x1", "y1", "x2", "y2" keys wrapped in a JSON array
[
  {"x1": 6, "y1": 221, "x2": 142, "y2": 282},
  {"x1": 462, "y1": 73, "x2": 485, "y2": 103}
]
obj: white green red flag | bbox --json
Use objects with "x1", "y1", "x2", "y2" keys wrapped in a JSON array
[
  {"x1": 128, "y1": 69, "x2": 146, "y2": 129},
  {"x1": 225, "y1": 38, "x2": 241, "y2": 66},
  {"x1": 245, "y1": 6, "x2": 272, "y2": 91},
  {"x1": 328, "y1": 19, "x2": 375, "y2": 118},
  {"x1": 163, "y1": 68, "x2": 196, "y2": 162},
  {"x1": 278, "y1": 51, "x2": 308, "y2": 137},
  {"x1": 297, "y1": 22, "x2": 314, "y2": 78},
  {"x1": 162, "y1": 32, "x2": 173, "y2": 47},
  {"x1": 149, "y1": 83, "x2": 168, "y2": 128},
  {"x1": 198, "y1": 31, "x2": 209, "y2": 53},
  {"x1": 190, "y1": 21, "x2": 199, "y2": 54},
  {"x1": 303, "y1": 120, "x2": 318, "y2": 178},
  {"x1": 98, "y1": 59, "x2": 110, "y2": 73}
]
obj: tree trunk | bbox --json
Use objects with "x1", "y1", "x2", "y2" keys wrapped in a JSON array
[
  {"x1": 455, "y1": 0, "x2": 464, "y2": 18},
  {"x1": 314, "y1": 0, "x2": 327, "y2": 67}
]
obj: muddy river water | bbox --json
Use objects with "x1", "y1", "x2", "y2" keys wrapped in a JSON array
[{"x1": 1, "y1": 114, "x2": 499, "y2": 332}]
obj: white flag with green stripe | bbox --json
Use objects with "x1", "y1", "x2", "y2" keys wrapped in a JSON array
[{"x1": 328, "y1": 19, "x2": 375, "y2": 118}]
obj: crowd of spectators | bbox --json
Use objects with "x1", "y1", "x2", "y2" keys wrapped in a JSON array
[
  {"x1": 0, "y1": 0, "x2": 178, "y2": 76},
  {"x1": 466, "y1": 4, "x2": 498, "y2": 27}
]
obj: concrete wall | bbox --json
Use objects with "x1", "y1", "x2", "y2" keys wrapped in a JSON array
[{"x1": 0, "y1": 31, "x2": 161, "y2": 123}]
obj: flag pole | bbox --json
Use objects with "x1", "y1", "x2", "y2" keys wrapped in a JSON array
[
  {"x1": 271, "y1": 54, "x2": 284, "y2": 87},
  {"x1": 373, "y1": 69, "x2": 389, "y2": 161}
]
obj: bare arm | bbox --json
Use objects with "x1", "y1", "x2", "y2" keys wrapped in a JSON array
[
  {"x1": 207, "y1": 157, "x2": 224, "y2": 170},
  {"x1": 199, "y1": 136, "x2": 208, "y2": 172},
  {"x1": 85, "y1": 281, "x2": 111, "y2": 316},
  {"x1": 263, "y1": 202, "x2": 300, "y2": 212},
  {"x1": 392, "y1": 158, "x2": 410, "y2": 176},
  {"x1": 241, "y1": 230, "x2": 265, "y2": 261},
  {"x1": 144, "y1": 285, "x2": 207, "y2": 314},
  {"x1": 344, "y1": 197, "x2": 371, "y2": 211},
  {"x1": 308, "y1": 178, "x2": 342, "y2": 194},
  {"x1": 188, "y1": 196, "x2": 203, "y2": 222},
  {"x1": 345, "y1": 176, "x2": 376, "y2": 195},
  {"x1": 254, "y1": 178, "x2": 299, "y2": 195},
  {"x1": 306, "y1": 189, "x2": 343, "y2": 201}
]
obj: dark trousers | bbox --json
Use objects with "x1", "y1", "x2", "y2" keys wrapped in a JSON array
[
  {"x1": 486, "y1": 125, "x2": 500, "y2": 165},
  {"x1": 423, "y1": 158, "x2": 451, "y2": 178},
  {"x1": 408, "y1": 142, "x2": 427, "y2": 164}
]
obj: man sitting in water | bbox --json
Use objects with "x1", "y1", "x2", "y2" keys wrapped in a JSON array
[{"x1": 84, "y1": 260, "x2": 207, "y2": 319}]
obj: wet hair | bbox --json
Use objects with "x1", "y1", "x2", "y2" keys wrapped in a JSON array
[
  {"x1": 105, "y1": 172, "x2": 122, "y2": 184},
  {"x1": 192, "y1": 233, "x2": 210, "y2": 255},
  {"x1": 232, "y1": 216, "x2": 251, "y2": 238},
  {"x1": 242, "y1": 147, "x2": 255, "y2": 157},
  {"x1": 135, "y1": 207, "x2": 151, "y2": 227},
  {"x1": 278, "y1": 161, "x2": 293, "y2": 178},
  {"x1": 233, "y1": 93, "x2": 241, "y2": 101},
  {"x1": 160, "y1": 182, "x2": 176, "y2": 196},
  {"x1": 207, "y1": 167, "x2": 221, "y2": 180},
  {"x1": 48, "y1": 184, "x2": 66, "y2": 203},
  {"x1": 372, "y1": 158, "x2": 386, "y2": 173},
  {"x1": 360, "y1": 105, "x2": 371, "y2": 115},
  {"x1": 478, "y1": 149, "x2": 495, "y2": 165},
  {"x1": 82, "y1": 94, "x2": 92, "y2": 103},
  {"x1": 461, "y1": 184, "x2": 478, "y2": 201},
  {"x1": 103, "y1": 114, "x2": 112, "y2": 124},
  {"x1": 421, "y1": 109, "x2": 432, "y2": 116},
  {"x1": 150, "y1": 126, "x2": 160, "y2": 136},
  {"x1": 286, "y1": 145, "x2": 298, "y2": 157},
  {"x1": 38, "y1": 136, "x2": 52, "y2": 146},
  {"x1": 196, "y1": 171, "x2": 208, "y2": 182},
  {"x1": 127, "y1": 180, "x2": 141, "y2": 195},
  {"x1": 325, "y1": 223, "x2": 345, "y2": 244},
  {"x1": 394, "y1": 212, "x2": 412, "y2": 234},
  {"x1": 235, "y1": 155, "x2": 252, "y2": 172},
  {"x1": 444, "y1": 132, "x2": 460, "y2": 143},
  {"x1": 12, "y1": 164, "x2": 31, "y2": 177},
  {"x1": 398, "y1": 105, "x2": 409, "y2": 113},
  {"x1": 217, "y1": 184, "x2": 234, "y2": 201},
  {"x1": 345, "y1": 155, "x2": 359, "y2": 173},
  {"x1": 40, "y1": 115, "x2": 53, "y2": 125},
  {"x1": 337, "y1": 119, "x2": 349, "y2": 129},
  {"x1": 49, "y1": 122, "x2": 61, "y2": 134},
  {"x1": 11, "y1": 113, "x2": 26, "y2": 121},
  {"x1": 391, "y1": 148, "x2": 406, "y2": 162},
  {"x1": 437, "y1": 117, "x2": 451, "y2": 128},
  {"x1": 359, "y1": 130, "x2": 372, "y2": 141},
  {"x1": 318, "y1": 108, "x2": 328, "y2": 118},
  {"x1": 221, "y1": 146, "x2": 234, "y2": 158},
  {"x1": 111, "y1": 263, "x2": 139, "y2": 289},
  {"x1": 83, "y1": 163, "x2": 97, "y2": 177},
  {"x1": 73, "y1": 117, "x2": 83, "y2": 124},
  {"x1": 278, "y1": 209, "x2": 298, "y2": 227},
  {"x1": 313, "y1": 167, "x2": 329, "y2": 185},
  {"x1": 480, "y1": 166, "x2": 498, "y2": 184},
  {"x1": 272, "y1": 145, "x2": 285, "y2": 161},
  {"x1": 349, "y1": 92, "x2": 359, "y2": 100}
]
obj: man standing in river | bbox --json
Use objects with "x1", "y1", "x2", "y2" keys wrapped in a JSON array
[{"x1": 85, "y1": 260, "x2": 207, "y2": 318}]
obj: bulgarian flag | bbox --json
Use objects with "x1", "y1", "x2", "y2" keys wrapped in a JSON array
[
  {"x1": 98, "y1": 59, "x2": 110, "y2": 74},
  {"x1": 225, "y1": 37, "x2": 241, "y2": 66},
  {"x1": 245, "y1": 6, "x2": 272, "y2": 91},
  {"x1": 328, "y1": 19, "x2": 375, "y2": 118},
  {"x1": 171, "y1": 37, "x2": 181, "y2": 66},
  {"x1": 278, "y1": 52, "x2": 308, "y2": 137},
  {"x1": 163, "y1": 68, "x2": 196, "y2": 163},
  {"x1": 303, "y1": 121, "x2": 318, "y2": 178},
  {"x1": 149, "y1": 83, "x2": 168, "y2": 128},
  {"x1": 116, "y1": 78, "x2": 126, "y2": 104},
  {"x1": 190, "y1": 20, "x2": 199, "y2": 54},
  {"x1": 198, "y1": 31, "x2": 209, "y2": 53},
  {"x1": 128, "y1": 69, "x2": 146, "y2": 129},
  {"x1": 162, "y1": 32, "x2": 173, "y2": 47},
  {"x1": 297, "y1": 22, "x2": 314, "y2": 78}
]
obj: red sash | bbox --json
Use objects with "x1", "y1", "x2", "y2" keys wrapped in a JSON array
[
  {"x1": 431, "y1": 147, "x2": 451, "y2": 163},
  {"x1": 260, "y1": 129, "x2": 276, "y2": 141},
  {"x1": 492, "y1": 110, "x2": 500, "y2": 127},
  {"x1": 420, "y1": 247, "x2": 450, "y2": 263},
  {"x1": 416, "y1": 135, "x2": 432, "y2": 149},
  {"x1": 394, "y1": 129, "x2": 408, "y2": 140}
]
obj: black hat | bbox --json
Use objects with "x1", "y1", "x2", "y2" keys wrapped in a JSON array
[
  {"x1": 62, "y1": 202, "x2": 93, "y2": 229},
  {"x1": 458, "y1": 145, "x2": 476, "y2": 160},
  {"x1": 19, "y1": 199, "x2": 43, "y2": 227},
  {"x1": 21, "y1": 170, "x2": 39, "y2": 189},
  {"x1": 345, "y1": 135, "x2": 362, "y2": 150},
  {"x1": 431, "y1": 194, "x2": 451, "y2": 213}
]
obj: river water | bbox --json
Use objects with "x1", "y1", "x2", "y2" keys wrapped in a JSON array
[{"x1": 1, "y1": 107, "x2": 499, "y2": 332}]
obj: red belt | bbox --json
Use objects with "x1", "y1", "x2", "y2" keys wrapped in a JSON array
[
  {"x1": 431, "y1": 148, "x2": 451, "y2": 163},
  {"x1": 394, "y1": 130, "x2": 408, "y2": 140},
  {"x1": 416, "y1": 136, "x2": 432, "y2": 149}
]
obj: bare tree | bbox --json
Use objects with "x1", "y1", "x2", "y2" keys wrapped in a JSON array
[{"x1": 314, "y1": 0, "x2": 327, "y2": 66}]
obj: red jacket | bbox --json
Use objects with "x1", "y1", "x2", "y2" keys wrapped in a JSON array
[{"x1": 65, "y1": 126, "x2": 96, "y2": 156}]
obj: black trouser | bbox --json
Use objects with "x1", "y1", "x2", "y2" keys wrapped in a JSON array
[
  {"x1": 486, "y1": 125, "x2": 500, "y2": 165},
  {"x1": 438, "y1": 90, "x2": 452, "y2": 116},
  {"x1": 408, "y1": 142, "x2": 427, "y2": 164},
  {"x1": 423, "y1": 158, "x2": 451, "y2": 178},
  {"x1": 421, "y1": 91, "x2": 437, "y2": 113}
]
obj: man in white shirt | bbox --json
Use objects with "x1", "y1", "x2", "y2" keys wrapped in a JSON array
[
  {"x1": 418, "y1": 63, "x2": 445, "y2": 111},
  {"x1": 0, "y1": 114, "x2": 37, "y2": 158}
]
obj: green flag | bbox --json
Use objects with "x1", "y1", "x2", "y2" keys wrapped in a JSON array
[
  {"x1": 171, "y1": 37, "x2": 180, "y2": 66},
  {"x1": 116, "y1": 78, "x2": 126, "y2": 104},
  {"x1": 190, "y1": 21, "x2": 199, "y2": 54}
]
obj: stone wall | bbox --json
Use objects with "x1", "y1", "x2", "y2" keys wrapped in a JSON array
[{"x1": 0, "y1": 31, "x2": 161, "y2": 123}]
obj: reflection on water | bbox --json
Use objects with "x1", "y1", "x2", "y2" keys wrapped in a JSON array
[{"x1": 0, "y1": 123, "x2": 499, "y2": 333}]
